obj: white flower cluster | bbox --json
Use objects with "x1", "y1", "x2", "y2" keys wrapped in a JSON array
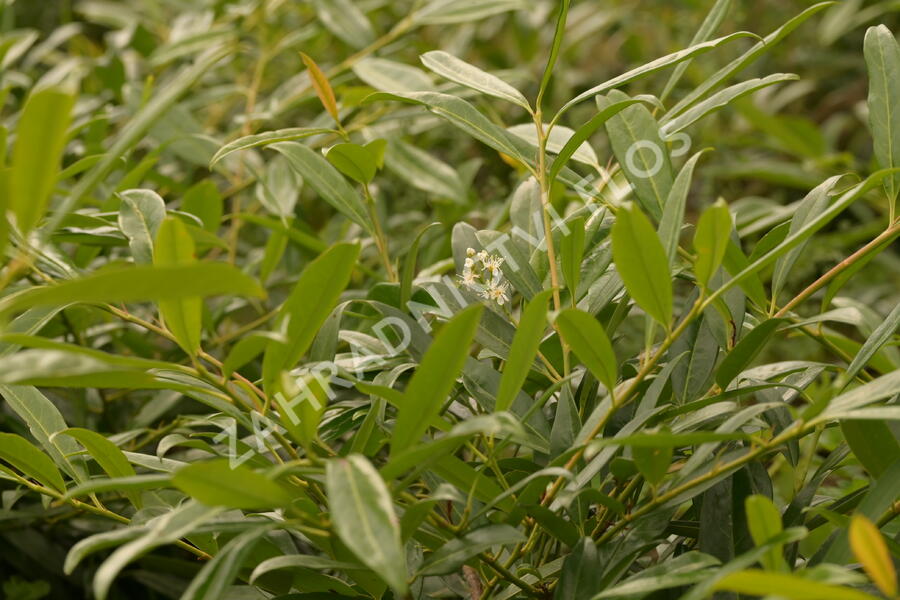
[{"x1": 460, "y1": 247, "x2": 511, "y2": 306}]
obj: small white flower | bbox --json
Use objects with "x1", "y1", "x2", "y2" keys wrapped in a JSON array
[
  {"x1": 464, "y1": 257, "x2": 475, "y2": 268},
  {"x1": 476, "y1": 250, "x2": 489, "y2": 263},
  {"x1": 483, "y1": 255, "x2": 504, "y2": 272},
  {"x1": 484, "y1": 282, "x2": 510, "y2": 306},
  {"x1": 461, "y1": 269, "x2": 479, "y2": 287},
  {"x1": 466, "y1": 247, "x2": 476, "y2": 257}
]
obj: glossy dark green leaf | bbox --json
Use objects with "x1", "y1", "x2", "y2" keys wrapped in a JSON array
[
  {"x1": 611, "y1": 202, "x2": 673, "y2": 326},
  {"x1": 172, "y1": 460, "x2": 293, "y2": 509},
  {"x1": 715, "y1": 318, "x2": 785, "y2": 389},
  {"x1": 326, "y1": 455, "x2": 407, "y2": 595},
  {"x1": 391, "y1": 304, "x2": 482, "y2": 454},
  {"x1": 0, "y1": 432, "x2": 65, "y2": 492},
  {"x1": 555, "y1": 308, "x2": 617, "y2": 393},
  {"x1": 495, "y1": 290, "x2": 553, "y2": 412},
  {"x1": 9, "y1": 86, "x2": 74, "y2": 234}
]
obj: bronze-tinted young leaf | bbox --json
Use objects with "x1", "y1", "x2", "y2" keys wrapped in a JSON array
[{"x1": 300, "y1": 52, "x2": 340, "y2": 125}]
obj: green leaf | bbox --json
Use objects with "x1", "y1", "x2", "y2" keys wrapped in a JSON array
[
  {"x1": 418, "y1": 524, "x2": 525, "y2": 575},
  {"x1": 495, "y1": 289, "x2": 553, "y2": 412},
  {"x1": 92, "y1": 502, "x2": 220, "y2": 600},
  {"x1": 420, "y1": 50, "x2": 530, "y2": 111},
  {"x1": 0, "y1": 263, "x2": 264, "y2": 317},
  {"x1": 0, "y1": 432, "x2": 66, "y2": 492},
  {"x1": 385, "y1": 139, "x2": 466, "y2": 202},
  {"x1": 560, "y1": 216, "x2": 585, "y2": 297},
  {"x1": 715, "y1": 318, "x2": 785, "y2": 389},
  {"x1": 9, "y1": 86, "x2": 74, "y2": 235},
  {"x1": 556, "y1": 31, "x2": 755, "y2": 117},
  {"x1": 117, "y1": 189, "x2": 165, "y2": 264},
  {"x1": 270, "y1": 142, "x2": 373, "y2": 233},
  {"x1": 391, "y1": 304, "x2": 482, "y2": 455},
  {"x1": 714, "y1": 570, "x2": 880, "y2": 600},
  {"x1": 154, "y1": 217, "x2": 202, "y2": 355},
  {"x1": 556, "y1": 537, "x2": 603, "y2": 600},
  {"x1": 326, "y1": 455, "x2": 408, "y2": 595},
  {"x1": 745, "y1": 494, "x2": 786, "y2": 571},
  {"x1": 326, "y1": 142, "x2": 378, "y2": 184},
  {"x1": 668, "y1": 3, "x2": 833, "y2": 117},
  {"x1": 363, "y1": 91, "x2": 532, "y2": 166},
  {"x1": 841, "y1": 420, "x2": 900, "y2": 478},
  {"x1": 662, "y1": 73, "x2": 798, "y2": 133},
  {"x1": 548, "y1": 96, "x2": 658, "y2": 183},
  {"x1": 600, "y1": 90, "x2": 673, "y2": 219},
  {"x1": 60, "y1": 428, "x2": 140, "y2": 508},
  {"x1": 555, "y1": 308, "x2": 617, "y2": 394},
  {"x1": 864, "y1": 25, "x2": 900, "y2": 202},
  {"x1": 172, "y1": 459, "x2": 293, "y2": 509},
  {"x1": 181, "y1": 180, "x2": 223, "y2": 232},
  {"x1": 401, "y1": 222, "x2": 441, "y2": 309},
  {"x1": 659, "y1": 150, "x2": 706, "y2": 265},
  {"x1": 0, "y1": 384, "x2": 85, "y2": 482},
  {"x1": 262, "y1": 242, "x2": 359, "y2": 388},
  {"x1": 632, "y1": 443, "x2": 672, "y2": 486},
  {"x1": 611, "y1": 202, "x2": 673, "y2": 326},
  {"x1": 413, "y1": 0, "x2": 526, "y2": 25},
  {"x1": 352, "y1": 57, "x2": 435, "y2": 92},
  {"x1": 180, "y1": 524, "x2": 276, "y2": 600},
  {"x1": 692, "y1": 198, "x2": 732, "y2": 289},
  {"x1": 209, "y1": 127, "x2": 333, "y2": 168}
]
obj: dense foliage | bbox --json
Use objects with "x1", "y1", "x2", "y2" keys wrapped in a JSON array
[{"x1": 1, "y1": 0, "x2": 899, "y2": 598}]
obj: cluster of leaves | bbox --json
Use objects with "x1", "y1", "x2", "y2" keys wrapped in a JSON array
[{"x1": 0, "y1": 0, "x2": 899, "y2": 599}]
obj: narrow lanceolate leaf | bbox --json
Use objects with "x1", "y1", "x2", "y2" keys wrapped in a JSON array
[
  {"x1": 326, "y1": 455, "x2": 408, "y2": 595},
  {"x1": 0, "y1": 385, "x2": 85, "y2": 482},
  {"x1": 300, "y1": 52, "x2": 340, "y2": 124},
  {"x1": 864, "y1": 25, "x2": 900, "y2": 202},
  {"x1": 549, "y1": 96, "x2": 659, "y2": 182},
  {"x1": 117, "y1": 189, "x2": 165, "y2": 264},
  {"x1": 209, "y1": 127, "x2": 333, "y2": 168},
  {"x1": 0, "y1": 432, "x2": 66, "y2": 492},
  {"x1": 270, "y1": 142, "x2": 372, "y2": 233},
  {"x1": 172, "y1": 460, "x2": 292, "y2": 509},
  {"x1": 659, "y1": 150, "x2": 706, "y2": 265},
  {"x1": 693, "y1": 199, "x2": 732, "y2": 289},
  {"x1": 495, "y1": 289, "x2": 553, "y2": 412},
  {"x1": 391, "y1": 304, "x2": 483, "y2": 455},
  {"x1": 745, "y1": 495, "x2": 786, "y2": 571},
  {"x1": 363, "y1": 91, "x2": 532, "y2": 166},
  {"x1": 154, "y1": 217, "x2": 202, "y2": 355},
  {"x1": 180, "y1": 524, "x2": 276, "y2": 600},
  {"x1": 556, "y1": 31, "x2": 754, "y2": 117},
  {"x1": 715, "y1": 318, "x2": 785, "y2": 389},
  {"x1": 420, "y1": 50, "x2": 531, "y2": 111},
  {"x1": 560, "y1": 217, "x2": 585, "y2": 297},
  {"x1": 262, "y1": 243, "x2": 359, "y2": 388},
  {"x1": 0, "y1": 263, "x2": 264, "y2": 317},
  {"x1": 9, "y1": 86, "x2": 74, "y2": 234},
  {"x1": 849, "y1": 514, "x2": 897, "y2": 598},
  {"x1": 601, "y1": 90, "x2": 673, "y2": 220},
  {"x1": 61, "y1": 428, "x2": 140, "y2": 508},
  {"x1": 662, "y1": 73, "x2": 798, "y2": 133},
  {"x1": 418, "y1": 524, "x2": 525, "y2": 575},
  {"x1": 714, "y1": 570, "x2": 881, "y2": 600},
  {"x1": 556, "y1": 308, "x2": 617, "y2": 393},
  {"x1": 612, "y1": 203, "x2": 673, "y2": 327}
]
